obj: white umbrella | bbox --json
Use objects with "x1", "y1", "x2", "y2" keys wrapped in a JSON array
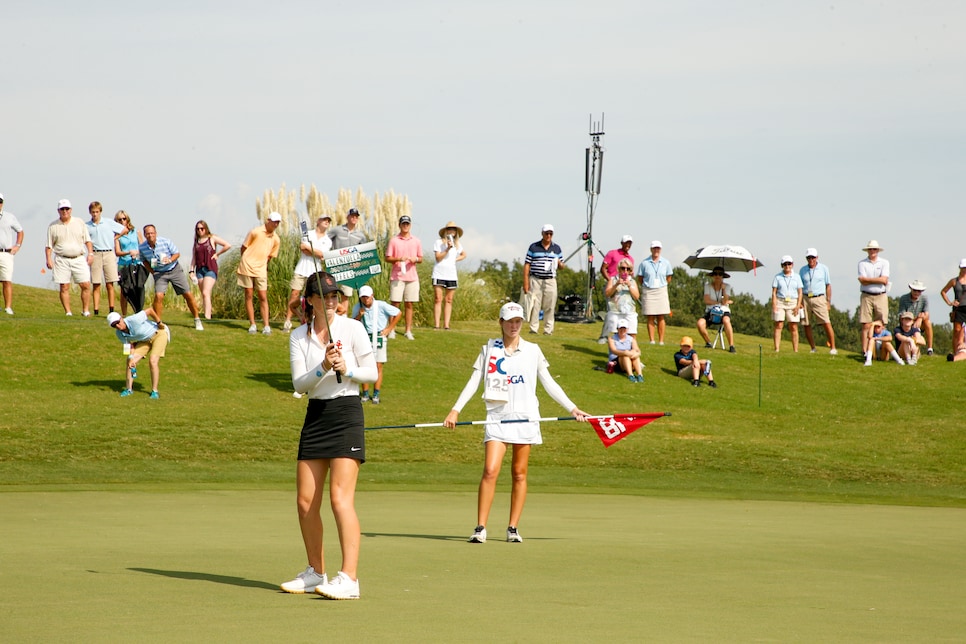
[{"x1": 683, "y1": 245, "x2": 764, "y2": 273}]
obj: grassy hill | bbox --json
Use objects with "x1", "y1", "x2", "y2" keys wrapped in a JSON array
[{"x1": 1, "y1": 284, "x2": 963, "y2": 506}]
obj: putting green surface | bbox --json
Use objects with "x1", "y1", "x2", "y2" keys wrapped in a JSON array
[{"x1": 3, "y1": 490, "x2": 964, "y2": 642}]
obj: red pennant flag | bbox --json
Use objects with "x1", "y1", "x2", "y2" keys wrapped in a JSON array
[{"x1": 588, "y1": 413, "x2": 667, "y2": 447}]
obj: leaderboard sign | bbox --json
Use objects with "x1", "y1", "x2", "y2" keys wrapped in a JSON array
[{"x1": 322, "y1": 242, "x2": 382, "y2": 290}]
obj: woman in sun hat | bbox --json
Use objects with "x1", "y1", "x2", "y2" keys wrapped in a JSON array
[
  {"x1": 696, "y1": 266, "x2": 736, "y2": 353},
  {"x1": 431, "y1": 221, "x2": 466, "y2": 330},
  {"x1": 443, "y1": 301, "x2": 590, "y2": 544}
]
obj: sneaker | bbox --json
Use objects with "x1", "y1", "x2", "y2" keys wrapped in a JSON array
[
  {"x1": 597, "y1": 337, "x2": 608, "y2": 345},
  {"x1": 704, "y1": 342, "x2": 712, "y2": 349},
  {"x1": 194, "y1": 318, "x2": 204, "y2": 331},
  {"x1": 280, "y1": 566, "x2": 327, "y2": 594},
  {"x1": 4, "y1": 307, "x2": 13, "y2": 315},
  {"x1": 248, "y1": 324, "x2": 257, "y2": 334},
  {"x1": 896, "y1": 358, "x2": 906, "y2": 366},
  {"x1": 708, "y1": 380, "x2": 718, "y2": 389},
  {"x1": 636, "y1": 374, "x2": 644, "y2": 383},
  {"x1": 371, "y1": 395, "x2": 380, "y2": 405},
  {"x1": 130, "y1": 365, "x2": 138, "y2": 379},
  {"x1": 927, "y1": 348, "x2": 934, "y2": 356},
  {"x1": 66, "y1": 311, "x2": 73, "y2": 317},
  {"x1": 282, "y1": 320, "x2": 293, "y2": 332},
  {"x1": 506, "y1": 526, "x2": 523, "y2": 543},
  {"x1": 908, "y1": 356, "x2": 918, "y2": 366},
  {"x1": 315, "y1": 571, "x2": 360, "y2": 600},
  {"x1": 387, "y1": 330, "x2": 396, "y2": 339},
  {"x1": 469, "y1": 525, "x2": 487, "y2": 543},
  {"x1": 149, "y1": 391, "x2": 160, "y2": 399},
  {"x1": 649, "y1": 341, "x2": 656, "y2": 345},
  {"x1": 120, "y1": 389, "x2": 133, "y2": 397},
  {"x1": 262, "y1": 326, "x2": 271, "y2": 336},
  {"x1": 628, "y1": 375, "x2": 636, "y2": 383},
  {"x1": 82, "y1": 311, "x2": 91, "y2": 318},
  {"x1": 729, "y1": 345, "x2": 737, "y2": 354},
  {"x1": 948, "y1": 353, "x2": 955, "y2": 362},
  {"x1": 829, "y1": 348, "x2": 838, "y2": 355},
  {"x1": 810, "y1": 348, "x2": 817, "y2": 354},
  {"x1": 658, "y1": 342, "x2": 665, "y2": 346},
  {"x1": 692, "y1": 379, "x2": 700, "y2": 387},
  {"x1": 404, "y1": 331, "x2": 415, "y2": 341},
  {"x1": 361, "y1": 392, "x2": 371, "y2": 403},
  {"x1": 94, "y1": 310, "x2": 100, "y2": 316}
]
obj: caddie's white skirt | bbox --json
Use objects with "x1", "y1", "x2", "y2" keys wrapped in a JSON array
[{"x1": 641, "y1": 287, "x2": 670, "y2": 316}]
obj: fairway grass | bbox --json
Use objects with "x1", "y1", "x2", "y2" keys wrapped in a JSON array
[{"x1": 2, "y1": 490, "x2": 965, "y2": 642}]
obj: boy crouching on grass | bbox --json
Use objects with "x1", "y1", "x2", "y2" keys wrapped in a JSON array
[
  {"x1": 674, "y1": 336, "x2": 717, "y2": 388},
  {"x1": 107, "y1": 307, "x2": 168, "y2": 399}
]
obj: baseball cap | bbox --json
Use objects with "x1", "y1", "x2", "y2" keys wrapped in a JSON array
[
  {"x1": 908, "y1": 280, "x2": 926, "y2": 291},
  {"x1": 500, "y1": 302, "x2": 525, "y2": 320},
  {"x1": 542, "y1": 224, "x2": 554, "y2": 233},
  {"x1": 318, "y1": 214, "x2": 332, "y2": 221},
  {"x1": 621, "y1": 234, "x2": 633, "y2": 244},
  {"x1": 805, "y1": 248, "x2": 818, "y2": 258},
  {"x1": 680, "y1": 336, "x2": 693, "y2": 347},
  {"x1": 650, "y1": 240, "x2": 662, "y2": 249},
  {"x1": 359, "y1": 285, "x2": 374, "y2": 298},
  {"x1": 348, "y1": 208, "x2": 360, "y2": 216},
  {"x1": 899, "y1": 311, "x2": 915, "y2": 320},
  {"x1": 267, "y1": 212, "x2": 282, "y2": 222},
  {"x1": 781, "y1": 255, "x2": 794, "y2": 265},
  {"x1": 617, "y1": 318, "x2": 629, "y2": 329},
  {"x1": 0, "y1": 193, "x2": 4, "y2": 201},
  {"x1": 399, "y1": 215, "x2": 412, "y2": 225},
  {"x1": 58, "y1": 199, "x2": 72, "y2": 209},
  {"x1": 960, "y1": 258, "x2": 966, "y2": 269},
  {"x1": 106, "y1": 312, "x2": 122, "y2": 327},
  {"x1": 306, "y1": 272, "x2": 340, "y2": 297}
]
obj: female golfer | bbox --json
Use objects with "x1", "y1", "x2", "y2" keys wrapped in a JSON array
[
  {"x1": 431, "y1": 220, "x2": 466, "y2": 330},
  {"x1": 444, "y1": 301, "x2": 589, "y2": 544},
  {"x1": 281, "y1": 272, "x2": 377, "y2": 600}
]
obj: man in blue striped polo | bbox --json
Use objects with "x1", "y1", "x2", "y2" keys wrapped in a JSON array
[{"x1": 522, "y1": 224, "x2": 564, "y2": 336}]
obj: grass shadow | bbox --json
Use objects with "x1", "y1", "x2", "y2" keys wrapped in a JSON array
[
  {"x1": 128, "y1": 567, "x2": 277, "y2": 590},
  {"x1": 363, "y1": 531, "x2": 465, "y2": 541},
  {"x1": 245, "y1": 372, "x2": 295, "y2": 393},
  {"x1": 561, "y1": 343, "x2": 605, "y2": 358},
  {"x1": 70, "y1": 379, "x2": 125, "y2": 392}
]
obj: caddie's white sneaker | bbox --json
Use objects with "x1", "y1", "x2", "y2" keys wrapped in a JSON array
[
  {"x1": 387, "y1": 329, "x2": 396, "y2": 339},
  {"x1": 280, "y1": 566, "x2": 326, "y2": 594},
  {"x1": 315, "y1": 571, "x2": 360, "y2": 600},
  {"x1": 829, "y1": 348, "x2": 838, "y2": 355},
  {"x1": 194, "y1": 318, "x2": 204, "y2": 331},
  {"x1": 282, "y1": 320, "x2": 293, "y2": 332},
  {"x1": 248, "y1": 324, "x2": 257, "y2": 334},
  {"x1": 506, "y1": 526, "x2": 523, "y2": 543},
  {"x1": 404, "y1": 331, "x2": 415, "y2": 340},
  {"x1": 468, "y1": 525, "x2": 487, "y2": 543},
  {"x1": 262, "y1": 325, "x2": 272, "y2": 336},
  {"x1": 4, "y1": 307, "x2": 12, "y2": 315}
]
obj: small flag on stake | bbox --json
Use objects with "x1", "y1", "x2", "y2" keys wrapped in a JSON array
[{"x1": 588, "y1": 413, "x2": 668, "y2": 447}]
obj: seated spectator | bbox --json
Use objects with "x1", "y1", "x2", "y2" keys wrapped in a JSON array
[
  {"x1": 898, "y1": 280, "x2": 933, "y2": 356},
  {"x1": 696, "y1": 266, "x2": 735, "y2": 353},
  {"x1": 948, "y1": 331, "x2": 966, "y2": 362},
  {"x1": 674, "y1": 336, "x2": 716, "y2": 388},
  {"x1": 603, "y1": 258, "x2": 640, "y2": 336},
  {"x1": 893, "y1": 311, "x2": 925, "y2": 365},
  {"x1": 863, "y1": 319, "x2": 904, "y2": 366},
  {"x1": 607, "y1": 318, "x2": 644, "y2": 383}
]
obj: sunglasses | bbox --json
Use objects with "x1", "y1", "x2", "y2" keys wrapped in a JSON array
[
  {"x1": 117, "y1": 217, "x2": 128, "y2": 222},
  {"x1": 782, "y1": 262, "x2": 793, "y2": 267},
  {"x1": 619, "y1": 267, "x2": 633, "y2": 272},
  {"x1": 196, "y1": 226, "x2": 206, "y2": 231}
]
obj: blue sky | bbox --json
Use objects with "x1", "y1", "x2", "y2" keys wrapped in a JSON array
[{"x1": 4, "y1": 1, "x2": 965, "y2": 311}]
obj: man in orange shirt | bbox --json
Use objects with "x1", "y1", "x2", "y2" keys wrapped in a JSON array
[{"x1": 237, "y1": 212, "x2": 282, "y2": 335}]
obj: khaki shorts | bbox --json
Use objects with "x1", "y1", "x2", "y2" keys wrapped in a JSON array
[
  {"x1": 237, "y1": 273, "x2": 268, "y2": 292},
  {"x1": 53, "y1": 255, "x2": 91, "y2": 285},
  {"x1": 0, "y1": 253, "x2": 14, "y2": 281},
  {"x1": 802, "y1": 296, "x2": 830, "y2": 325},
  {"x1": 859, "y1": 292, "x2": 888, "y2": 324},
  {"x1": 90, "y1": 251, "x2": 119, "y2": 284},
  {"x1": 289, "y1": 274, "x2": 309, "y2": 292},
  {"x1": 772, "y1": 302, "x2": 801, "y2": 323},
  {"x1": 130, "y1": 329, "x2": 168, "y2": 360},
  {"x1": 389, "y1": 279, "x2": 420, "y2": 303}
]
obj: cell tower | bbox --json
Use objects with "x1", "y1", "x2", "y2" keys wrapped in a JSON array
[{"x1": 581, "y1": 114, "x2": 605, "y2": 321}]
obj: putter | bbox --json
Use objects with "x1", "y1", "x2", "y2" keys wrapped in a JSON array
[{"x1": 301, "y1": 219, "x2": 342, "y2": 383}]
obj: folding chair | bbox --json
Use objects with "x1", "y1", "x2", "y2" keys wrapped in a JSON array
[{"x1": 707, "y1": 306, "x2": 725, "y2": 350}]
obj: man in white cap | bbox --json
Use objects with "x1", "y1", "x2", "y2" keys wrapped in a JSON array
[
  {"x1": 799, "y1": 248, "x2": 838, "y2": 355},
  {"x1": 386, "y1": 214, "x2": 423, "y2": 340},
  {"x1": 45, "y1": 199, "x2": 94, "y2": 317},
  {"x1": 283, "y1": 214, "x2": 332, "y2": 332},
  {"x1": 772, "y1": 255, "x2": 804, "y2": 352},
  {"x1": 857, "y1": 240, "x2": 890, "y2": 355},
  {"x1": 351, "y1": 284, "x2": 400, "y2": 404},
  {"x1": 522, "y1": 224, "x2": 565, "y2": 335},
  {"x1": 238, "y1": 212, "x2": 282, "y2": 334},
  {"x1": 601, "y1": 235, "x2": 634, "y2": 281},
  {"x1": 107, "y1": 306, "x2": 167, "y2": 399},
  {"x1": 636, "y1": 240, "x2": 673, "y2": 345},
  {"x1": 898, "y1": 280, "x2": 933, "y2": 356},
  {"x1": 0, "y1": 193, "x2": 25, "y2": 315}
]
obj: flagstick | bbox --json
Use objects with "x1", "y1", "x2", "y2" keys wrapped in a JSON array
[{"x1": 365, "y1": 413, "x2": 670, "y2": 432}]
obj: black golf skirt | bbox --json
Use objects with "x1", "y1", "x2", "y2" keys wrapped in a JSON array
[{"x1": 297, "y1": 396, "x2": 366, "y2": 462}]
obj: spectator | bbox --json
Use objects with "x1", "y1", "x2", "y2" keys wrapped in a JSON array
[
  {"x1": 603, "y1": 258, "x2": 640, "y2": 337},
  {"x1": 351, "y1": 284, "x2": 401, "y2": 404},
  {"x1": 432, "y1": 221, "x2": 466, "y2": 330},
  {"x1": 385, "y1": 215, "x2": 423, "y2": 340},
  {"x1": 864, "y1": 318, "x2": 904, "y2": 366},
  {"x1": 523, "y1": 224, "x2": 565, "y2": 336},
  {"x1": 948, "y1": 330, "x2": 966, "y2": 362},
  {"x1": 237, "y1": 212, "x2": 282, "y2": 335},
  {"x1": 107, "y1": 307, "x2": 168, "y2": 399},
  {"x1": 772, "y1": 255, "x2": 804, "y2": 352},
  {"x1": 190, "y1": 220, "x2": 232, "y2": 321},
  {"x1": 113, "y1": 211, "x2": 146, "y2": 315},
  {"x1": 799, "y1": 248, "x2": 838, "y2": 355},
  {"x1": 284, "y1": 215, "x2": 331, "y2": 332},
  {"x1": 636, "y1": 240, "x2": 673, "y2": 345},
  {"x1": 893, "y1": 311, "x2": 925, "y2": 365},
  {"x1": 328, "y1": 208, "x2": 367, "y2": 250},
  {"x1": 857, "y1": 240, "x2": 890, "y2": 357},
  {"x1": 601, "y1": 235, "x2": 634, "y2": 281},
  {"x1": 139, "y1": 224, "x2": 204, "y2": 330},
  {"x1": 674, "y1": 336, "x2": 716, "y2": 388},
  {"x1": 607, "y1": 318, "x2": 644, "y2": 383},
  {"x1": 696, "y1": 266, "x2": 736, "y2": 353},
  {"x1": 0, "y1": 193, "x2": 24, "y2": 315},
  {"x1": 939, "y1": 260, "x2": 966, "y2": 356},
  {"x1": 443, "y1": 302, "x2": 589, "y2": 544},
  {"x1": 898, "y1": 280, "x2": 933, "y2": 356},
  {"x1": 86, "y1": 201, "x2": 124, "y2": 316},
  {"x1": 45, "y1": 199, "x2": 93, "y2": 317}
]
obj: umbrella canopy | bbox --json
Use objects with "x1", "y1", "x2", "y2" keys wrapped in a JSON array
[{"x1": 684, "y1": 245, "x2": 764, "y2": 273}]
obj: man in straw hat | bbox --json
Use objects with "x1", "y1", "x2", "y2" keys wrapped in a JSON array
[
  {"x1": 857, "y1": 240, "x2": 890, "y2": 356},
  {"x1": 898, "y1": 279, "x2": 933, "y2": 356}
]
